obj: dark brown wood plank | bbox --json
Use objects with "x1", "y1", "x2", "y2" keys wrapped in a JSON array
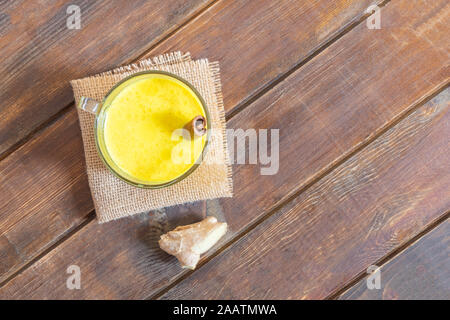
[
  {"x1": 0, "y1": 0, "x2": 211, "y2": 156},
  {"x1": 0, "y1": 0, "x2": 384, "y2": 287},
  {"x1": 0, "y1": 202, "x2": 207, "y2": 299},
  {"x1": 1, "y1": 0, "x2": 449, "y2": 299},
  {"x1": 338, "y1": 219, "x2": 450, "y2": 300},
  {"x1": 0, "y1": 110, "x2": 91, "y2": 281},
  {"x1": 148, "y1": 0, "x2": 382, "y2": 114},
  {"x1": 159, "y1": 89, "x2": 450, "y2": 299}
]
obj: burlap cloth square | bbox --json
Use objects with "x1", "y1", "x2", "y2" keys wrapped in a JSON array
[{"x1": 71, "y1": 52, "x2": 232, "y2": 223}]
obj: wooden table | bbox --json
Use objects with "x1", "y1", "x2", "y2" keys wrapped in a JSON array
[{"x1": 0, "y1": 0, "x2": 448, "y2": 300}]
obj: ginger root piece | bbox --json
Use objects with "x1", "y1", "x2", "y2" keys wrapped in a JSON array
[{"x1": 158, "y1": 216, "x2": 227, "y2": 269}]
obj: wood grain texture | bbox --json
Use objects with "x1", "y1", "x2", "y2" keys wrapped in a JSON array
[
  {"x1": 339, "y1": 219, "x2": 450, "y2": 300},
  {"x1": 0, "y1": 110, "x2": 91, "y2": 282},
  {"x1": 0, "y1": 0, "x2": 211, "y2": 156},
  {"x1": 1, "y1": 0, "x2": 449, "y2": 299},
  {"x1": 1, "y1": 203, "x2": 209, "y2": 299},
  {"x1": 148, "y1": 0, "x2": 382, "y2": 114},
  {"x1": 0, "y1": 0, "x2": 385, "y2": 287},
  {"x1": 160, "y1": 89, "x2": 450, "y2": 299},
  {"x1": 202, "y1": 0, "x2": 450, "y2": 234}
]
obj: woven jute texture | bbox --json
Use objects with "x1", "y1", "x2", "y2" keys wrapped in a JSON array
[{"x1": 70, "y1": 52, "x2": 232, "y2": 223}]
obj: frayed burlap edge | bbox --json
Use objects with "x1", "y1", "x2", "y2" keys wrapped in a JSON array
[{"x1": 70, "y1": 52, "x2": 232, "y2": 223}]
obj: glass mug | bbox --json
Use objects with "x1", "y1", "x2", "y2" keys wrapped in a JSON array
[{"x1": 78, "y1": 71, "x2": 210, "y2": 189}]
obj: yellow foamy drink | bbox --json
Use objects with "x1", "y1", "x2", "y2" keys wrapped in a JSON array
[{"x1": 102, "y1": 74, "x2": 207, "y2": 185}]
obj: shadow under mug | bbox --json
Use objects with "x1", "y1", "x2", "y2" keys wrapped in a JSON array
[{"x1": 77, "y1": 70, "x2": 211, "y2": 189}]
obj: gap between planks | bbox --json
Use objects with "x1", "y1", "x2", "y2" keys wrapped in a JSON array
[
  {"x1": 0, "y1": 0, "x2": 401, "y2": 290},
  {"x1": 226, "y1": 0, "x2": 392, "y2": 121},
  {"x1": 150, "y1": 81, "x2": 450, "y2": 299},
  {"x1": 0, "y1": 0, "x2": 388, "y2": 162},
  {"x1": 3, "y1": 0, "x2": 434, "y2": 292},
  {"x1": 0, "y1": 212, "x2": 96, "y2": 288},
  {"x1": 0, "y1": 0, "x2": 220, "y2": 163},
  {"x1": 328, "y1": 210, "x2": 450, "y2": 299}
]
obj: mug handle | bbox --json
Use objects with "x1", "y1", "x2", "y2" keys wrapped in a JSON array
[{"x1": 78, "y1": 96, "x2": 101, "y2": 115}]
